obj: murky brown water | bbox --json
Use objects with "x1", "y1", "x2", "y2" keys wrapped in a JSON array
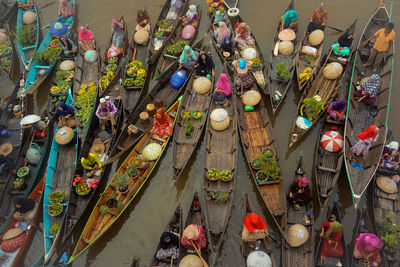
[{"x1": 16, "y1": 0, "x2": 400, "y2": 266}]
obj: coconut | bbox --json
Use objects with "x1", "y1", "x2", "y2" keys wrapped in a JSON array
[
  {"x1": 210, "y1": 108, "x2": 230, "y2": 131},
  {"x1": 323, "y1": 62, "x2": 343, "y2": 80},
  {"x1": 376, "y1": 176, "x2": 398, "y2": 194},
  {"x1": 288, "y1": 224, "x2": 309, "y2": 247},
  {"x1": 179, "y1": 255, "x2": 202, "y2": 267},
  {"x1": 278, "y1": 41, "x2": 294, "y2": 55},
  {"x1": 308, "y1": 29, "x2": 324, "y2": 46},
  {"x1": 242, "y1": 90, "x2": 261, "y2": 106},
  {"x1": 59, "y1": 60, "x2": 76, "y2": 71},
  {"x1": 247, "y1": 251, "x2": 272, "y2": 267},
  {"x1": 0, "y1": 32, "x2": 8, "y2": 44},
  {"x1": 134, "y1": 30, "x2": 149, "y2": 44},
  {"x1": 193, "y1": 77, "x2": 212, "y2": 94},
  {"x1": 242, "y1": 47, "x2": 257, "y2": 60},
  {"x1": 23, "y1": 11, "x2": 36, "y2": 25}
]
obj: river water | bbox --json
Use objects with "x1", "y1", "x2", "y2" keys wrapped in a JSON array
[{"x1": 17, "y1": 0, "x2": 400, "y2": 266}]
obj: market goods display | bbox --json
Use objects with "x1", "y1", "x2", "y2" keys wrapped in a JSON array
[
  {"x1": 48, "y1": 203, "x2": 63, "y2": 216},
  {"x1": 49, "y1": 191, "x2": 64, "y2": 203},
  {"x1": 207, "y1": 168, "x2": 219, "y2": 181},
  {"x1": 76, "y1": 182, "x2": 91, "y2": 196},
  {"x1": 323, "y1": 62, "x2": 343, "y2": 79},
  {"x1": 105, "y1": 63, "x2": 117, "y2": 72},
  {"x1": 166, "y1": 40, "x2": 186, "y2": 55},
  {"x1": 75, "y1": 82, "x2": 98, "y2": 124},
  {"x1": 308, "y1": 29, "x2": 324, "y2": 46},
  {"x1": 100, "y1": 71, "x2": 114, "y2": 89},
  {"x1": 219, "y1": 170, "x2": 233, "y2": 182},
  {"x1": 124, "y1": 60, "x2": 146, "y2": 87},
  {"x1": 193, "y1": 77, "x2": 212, "y2": 94},
  {"x1": 279, "y1": 41, "x2": 294, "y2": 55}
]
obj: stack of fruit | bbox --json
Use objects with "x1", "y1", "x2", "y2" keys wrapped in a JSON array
[
  {"x1": 100, "y1": 71, "x2": 114, "y2": 89},
  {"x1": 124, "y1": 60, "x2": 146, "y2": 87},
  {"x1": 75, "y1": 82, "x2": 98, "y2": 124}
]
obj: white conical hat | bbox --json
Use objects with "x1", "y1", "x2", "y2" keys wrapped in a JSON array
[{"x1": 20, "y1": 114, "x2": 41, "y2": 125}]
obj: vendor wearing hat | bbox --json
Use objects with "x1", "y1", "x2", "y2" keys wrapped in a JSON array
[
  {"x1": 56, "y1": 101, "x2": 76, "y2": 128},
  {"x1": 353, "y1": 233, "x2": 383, "y2": 267},
  {"x1": 232, "y1": 51, "x2": 254, "y2": 90},
  {"x1": 80, "y1": 150, "x2": 103, "y2": 177},
  {"x1": 22, "y1": 117, "x2": 48, "y2": 139},
  {"x1": 96, "y1": 97, "x2": 117, "y2": 133},
  {"x1": 242, "y1": 212, "x2": 268, "y2": 243},
  {"x1": 362, "y1": 22, "x2": 395, "y2": 73},
  {"x1": 288, "y1": 177, "x2": 312, "y2": 211}
]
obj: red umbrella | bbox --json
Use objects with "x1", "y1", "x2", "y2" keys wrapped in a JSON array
[{"x1": 320, "y1": 131, "x2": 343, "y2": 152}]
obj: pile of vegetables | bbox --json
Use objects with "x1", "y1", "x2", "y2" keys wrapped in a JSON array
[
  {"x1": 0, "y1": 59, "x2": 11, "y2": 71},
  {"x1": 100, "y1": 71, "x2": 114, "y2": 89},
  {"x1": 48, "y1": 203, "x2": 63, "y2": 216},
  {"x1": 13, "y1": 178, "x2": 24, "y2": 189},
  {"x1": 192, "y1": 110, "x2": 202, "y2": 119},
  {"x1": 156, "y1": 20, "x2": 172, "y2": 32},
  {"x1": 166, "y1": 40, "x2": 186, "y2": 56},
  {"x1": 75, "y1": 82, "x2": 97, "y2": 124},
  {"x1": 207, "y1": 168, "x2": 219, "y2": 181},
  {"x1": 219, "y1": 170, "x2": 233, "y2": 182},
  {"x1": 49, "y1": 223, "x2": 60, "y2": 235},
  {"x1": 17, "y1": 166, "x2": 29, "y2": 177},
  {"x1": 76, "y1": 182, "x2": 91, "y2": 196},
  {"x1": 0, "y1": 42, "x2": 11, "y2": 56},
  {"x1": 124, "y1": 60, "x2": 146, "y2": 87},
  {"x1": 55, "y1": 70, "x2": 74, "y2": 85},
  {"x1": 106, "y1": 63, "x2": 117, "y2": 72},
  {"x1": 207, "y1": 191, "x2": 230, "y2": 204},
  {"x1": 49, "y1": 191, "x2": 64, "y2": 203}
]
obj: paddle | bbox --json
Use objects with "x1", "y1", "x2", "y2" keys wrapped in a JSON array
[
  {"x1": 190, "y1": 240, "x2": 209, "y2": 267},
  {"x1": 325, "y1": 25, "x2": 344, "y2": 32}
]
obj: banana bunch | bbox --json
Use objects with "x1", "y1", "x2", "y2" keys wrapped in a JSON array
[
  {"x1": 64, "y1": 70, "x2": 75, "y2": 82},
  {"x1": 252, "y1": 57, "x2": 261, "y2": 66},
  {"x1": 298, "y1": 67, "x2": 312, "y2": 84},
  {"x1": 51, "y1": 86, "x2": 61, "y2": 94}
]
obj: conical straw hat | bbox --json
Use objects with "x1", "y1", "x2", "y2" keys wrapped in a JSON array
[
  {"x1": 377, "y1": 176, "x2": 398, "y2": 194},
  {"x1": 288, "y1": 224, "x2": 309, "y2": 247}
]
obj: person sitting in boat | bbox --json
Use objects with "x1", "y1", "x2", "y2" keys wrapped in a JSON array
[
  {"x1": 280, "y1": 9, "x2": 298, "y2": 31},
  {"x1": 13, "y1": 198, "x2": 37, "y2": 222},
  {"x1": 354, "y1": 74, "x2": 381, "y2": 105},
  {"x1": 362, "y1": 22, "x2": 395, "y2": 73},
  {"x1": 22, "y1": 118, "x2": 48, "y2": 139},
  {"x1": 17, "y1": 0, "x2": 34, "y2": 10},
  {"x1": 214, "y1": 21, "x2": 231, "y2": 44},
  {"x1": 379, "y1": 141, "x2": 400, "y2": 170},
  {"x1": 136, "y1": 9, "x2": 150, "y2": 33},
  {"x1": 179, "y1": 45, "x2": 197, "y2": 69},
  {"x1": 155, "y1": 231, "x2": 180, "y2": 262},
  {"x1": 181, "y1": 224, "x2": 206, "y2": 251},
  {"x1": 221, "y1": 36, "x2": 234, "y2": 58},
  {"x1": 150, "y1": 108, "x2": 173, "y2": 142},
  {"x1": 326, "y1": 99, "x2": 347, "y2": 121},
  {"x1": 96, "y1": 97, "x2": 117, "y2": 133},
  {"x1": 307, "y1": 3, "x2": 328, "y2": 32},
  {"x1": 78, "y1": 26, "x2": 95, "y2": 51},
  {"x1": 235, "y1": 22, "x2": 255, "y2": 51},
  {"x1": 332, "y1": 31, "x2": 354, "y2": 57},
  {"x1": 319, "y1": 213, "x2": 344, "y2": 263},
  {"x1": 288, "y1": 177, "x2": 312, "y2": 211},
  {"x1": 195, "y1": 51, "x2": 215, "y2": 77},
  {"x1": 213, "y1": 10, "x2": 226, "y2": 26},
  {"x1": 80, "y1": 150, "x2": 103, "y2": 178},
  {"x1": 242, "y1": 212, "x2": 268, "y2": 243},
  {"x1": 351, "y1": 125, "x2": 379, "y2": 160},
  {"x1": 232, "y1": 52, "x2": 254, "y2": 90},
  {"x1": 213, "y1": 73, "x2": 232, "y2": 106},
  {"x1": 180, "y1": 5, "x2": 198, "y2": 27},
  {"x1": 59, "y1": 36, "x2": 77, "y2": 57},
  {"x1": 353, "y1": 233, "x2": 383, "y2": 267},
  {"x1": 111, "y1": 18, "x2": 125, "y2": 48},
  {"x1": 0, "y1": 154, "x2": 16, "y2": 177},
  {"x1": 56, "y1": 101, "x2": 76, "y2": 128},
  {"x1": 58, "y1": 0, "x2": 74, "y2": 18}
]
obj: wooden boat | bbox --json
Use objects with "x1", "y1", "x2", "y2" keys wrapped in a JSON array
[
  {"x1": 16, "y1": 0, "x2": 39, "y2": 69},
  {"x1": 0, "y1": 24, "x2": 14, "y2": 78},
  {"x1": 25, "y1": 0, "x2": 75, "y2": 94},
  {"x1": 344, "y1": 3, "x2": 392, "y2": 206},
  {"x1": 178, "y1": 192, "x2": 211, "y2": 265},
  {"x1": 372, "y1": 168, "x2": 400, "y2": 267},
  {"x1": 149, "y1": 205, "x2": 182, "y2": 266},
  {"x1": 42, "y1": 90, "x2": 78, "y2": 263},
  {"x1": 99, "y1": 16, "x2": 128, "y2": 97},
  {"x1": 0, "y1": 111, "x2": 54, "y2": 232},
  {"x1": 0, "y1": 1, "x2": 17, "y2": 21},
  {"x1": 147, "y1": 0, "x2": 188, "y2": 65},
  {"x1": 242, "y1": 194, "x2": 277, "y2": 267},
  {"x1": 172, "y1": 44, "x2": 213, "y2": 181},
  {"x1": 314, "y1": 201, "x2": 350, "y2": 267},
  {"x1": 107, "y1": 39, "x2": 203, "y2": 164},
  {"x1": 235, "y1": 77, "x2": 287, "y2": 238},
  {"x1": 267, "y1": 0, "x2": 297, "y2": 114},
  {"x1": 282, "y1": 152, "x2": 314, "y2": 267},
  {"x1": 202, "y1": 67, "x2": 237, "y2": 265},
  {"x1": 289, "y1": 20, "x2": 357, "y2": 147},
  {"x1": 67, "y1": 98, "x2": 181, "y2": 264},
  {"x1": 0, "y1": 178, "x2": 44, "y2": 267}
]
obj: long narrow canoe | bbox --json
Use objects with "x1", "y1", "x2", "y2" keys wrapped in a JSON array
[
  {"x1": 149, "y1": 205, "x2": 182, "y2": 266},
  {"x1": 147, "y1": 0, "x2": 188, "y2": 65},
  {"x1": 67, "y1": 97, "x2": 181, "y2": 264},
  {"x1": 268, "y1": 0, "x2": 297, "y2": 114},
  {"x1": 314, "y1": 201, "x2": 350, "y2": 267},
  {"x1": 289, "y1": 20, "x2": 357, "y2": 147},
  {"x1": 203, "y1": 67, "x2": 237, "y2": 265},
  {"x1": 282, "y1": 152, "x2": 314, "y2": 267},
  {"x1": 0, "y1": 178, "x2": 45, "y2": 267},
  {"x1": 172, "y1": 44, "x2": 213, "y2": 181},
  {"x1": 344, "y1": 3, "x2": 392, "y2": 206},
  {"x1": 25, "y1": 0, "x2": 75, "y2": 94},
  {"x1": 42, "y1": 90, "x2": 78, "y2": 264},
  {"x1": 242, "y1": 194, "x2": 277, "y2": 267},
  {"x1": 16, "y1": 0, "x2": 39, "y2": 69},
  {"x1": 0, "y1": 24, "x2": 14, "y2": 78}
]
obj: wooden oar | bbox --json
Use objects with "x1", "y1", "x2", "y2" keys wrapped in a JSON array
[
  {"x1": 190, "y1": 240, "x2": 209, "y2": 267},
  {"x1": 325, "y1": 25, "x2": 343, "y2": 32}
]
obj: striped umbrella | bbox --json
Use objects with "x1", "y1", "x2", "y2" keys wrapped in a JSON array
[{"x1": 320, "y1": 131, "x2": 343, "y2": 152}]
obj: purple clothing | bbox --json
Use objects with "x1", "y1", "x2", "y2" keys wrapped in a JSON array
[
  {"x1": 330, "y1": 99, "x2": 347, "y2": 112},
  {"x1": 288, "y1": 180, "x2": 312, "y2": 202},
  {"x1": 96, "y1": 100, "x2": 117, "y2": 119}
]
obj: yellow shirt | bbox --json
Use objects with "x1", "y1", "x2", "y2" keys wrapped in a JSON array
[
  {"x1": 373, "y1": 28, "x2": 395, "y2": 52},
  {"x1": 81, "y1": 153, "x2": 102, "y2": 170}
]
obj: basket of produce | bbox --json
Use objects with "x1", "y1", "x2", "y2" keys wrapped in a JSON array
[
  {"x1": 17, "y1": 167, "x2": 29, "y2": 178},
  {"x1": 181, "y1": 110, "x2": 191, "y2": 120},
  {"x1": 252, "y1": 58, "x2": 261, "y2": 69},
  {"x1": 50, "y1": 39, "x2": 61, "y2": 48},
  {"x1": 123, "y1": 78, "x2": 135, "y2": 87},
  {"x1": 106, "y1": 63, "x2": 117, "y2": 73},
  {"x1": 108, "y1": 56, "x2": 117, "y2": 64},
  {"x1": 48, "y1": 203, "x2": 63, "y2": 217},
  {"x1": 75, "y1": 182, "x2": 91, "y2": 196},
  {"x1": 134, "y1": 76, "x2": 145, "y2": 86},
  {"x1": 192, "y1": 110, "x2": 202, "y2": 120},
  {"x1": 48, "y1": 191, "x2": 64, "y2": 204},
  {"x1": 2, "y1": 47, "x2": 12, "y2": 55},
  {"x1": 166, "y1": 40, "x2": 186, "y2": 55},
  {"x1": 219, "y1": 170, "x2": 233, "y2": 182},
  {"x1": 57, "y1": 81, "x2": 70, "y2": 91},
  {"x1": 50, "y1": 86, "x2": 62, "y2": 96},
  {"x1": 207, "y1": 168, "x2": 219, "y2": 181}
]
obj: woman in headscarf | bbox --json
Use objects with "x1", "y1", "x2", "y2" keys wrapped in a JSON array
[
  {"x1": 111, "y1": 18, "x2": 125, "y2": 48},
  {"x1": 135, "y1": 9, "x2": 151, "y2": 33},
  {"x1": 78, "y1": 26, "x2": 95, "y2": 51},
  {"x1": 59, "y1": 36, "x2": 77, "y2": 57},
  {"x1": 58, "y1": 0, "x2": 74, "y2": 18},
  {"x1": 355, "y1": 74, "x2": 381, "y2": 105},
  {"x1": 332, "y1": 31, "x2": 354, "y2": 57},
  {"x1": 242, "y1": 212, "x2": 268, "y2": 243},
  {"x1": 307, "y1": 3, "x2": 328, "y2": 32},
  {"x1": 288, "y1": 177, "x2": 312, "y2": 210},
  {"x1": 150, "y1": 108, "x2": 173, "y2": 141},
  {"x1": 179, "y1": 45, "x2": 197, "y2": 69},
  {"x1": 13, "y1": 198, "x2": 37, "y2": 222},
  {"x1": 181, "y1": 224, "x2": 206, "y2": 250},
  {"x1": 55, "y1": 101, "x2": 76, "y2": 128},
  {"x1": 221, "y1": 36, "x2": 234, "y2": 57},
  {"x1": 232, "y1": 53, "x2": 254, "y2": 90},
  {"x1": 213, "y1": 73, "x2": 232, "y2": 106},
  {"x1": 351, "y1": 125, "x2": 379, "y2": 157},
  {"x1": 319, "y1": 214, "x2": 344, "y2": 263},
  {"x1": 353, "y1": 233, "x2": 383, "y2": 267},
  {"x1": 380, "y1": 141, "x2": 400, "y2": 170},
  {"x1": 235, "y1": 22, "x2": 255, "y2": 50},
  {"x1": 155, "y1": 231, "x2": 180, "y2": 261},
  {"x1": 281, "y1": 9, "x2": 298, "y2": 31},
  {"x1": 195, "y1": 51, "x2": 215, "y2": 77},
  {"x1": 327, "y1": 99, "x2": 347, "y2": 121},
  {"x1": 214, "y1": 21, "x2": 231, "y2": 44},
  {"x1": 181, "y1": 5, "x2": 198, "y2": 26}
]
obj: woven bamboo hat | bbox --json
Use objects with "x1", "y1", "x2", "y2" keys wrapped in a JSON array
[
  {"x1": 242, "y1": 90, "x2": 261, "y2": 106},
  {"x1": 55, "y1": 127, "x2": 74, "y2": 145},
  {"x1": 0, "y1": 143, "x2": 13, "y2": 156},
  {"x1": 288, "y1": 224, "x2": 309, "y2": 247},
  {"x1": 193, "y1": 77, "x2": 212, "y2": 94},
  {"x1": 376, "y1": 176, "x2": 398, "y2": 194},
  {"x1": 179, "y1": 255, "x2": 202, "y2": 267},
  {"x1": 90, "y1": 143, "x2": 105, "y2": 155},
  {"x1": 2, "y1": 228, "x2": 24, "y2": 240}
]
